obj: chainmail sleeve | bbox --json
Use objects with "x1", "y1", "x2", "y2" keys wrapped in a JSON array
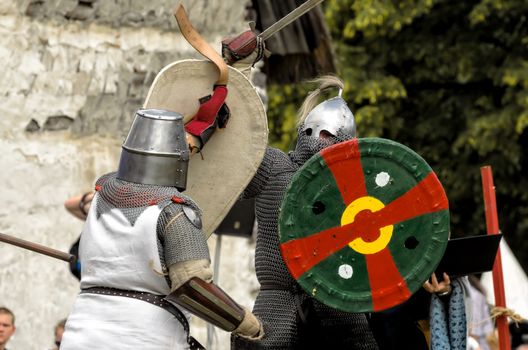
[
  {"x1": 157, "y1": 202, "x2": 210, "y2": 268},
  {"x1": 242, "y1": 147, "x2": 282, "y2": 199}
]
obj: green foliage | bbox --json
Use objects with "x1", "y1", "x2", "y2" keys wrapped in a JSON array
[
  {"x1": 267, "y1": 84, "x2": 306, "y2": 150},
  {"x1": 266, "y1": 0, "x2": 528, "y2": 270}
]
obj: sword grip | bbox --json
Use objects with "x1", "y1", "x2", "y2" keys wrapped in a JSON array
[{"x1": 221, "y1": 30, "x2": 258, "y2": 65}]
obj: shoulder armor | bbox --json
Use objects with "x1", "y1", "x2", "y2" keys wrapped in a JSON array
[{"x1": 182, "y1": 205, "x2": 202, "y2": 229}]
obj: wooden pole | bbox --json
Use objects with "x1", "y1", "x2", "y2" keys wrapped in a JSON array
[
  {"x1": 480, "y1": 166, "x2": 510, "y2": 350},
  {"x1": 0, "y1": 232, "x2": 75, "y2": 263}
]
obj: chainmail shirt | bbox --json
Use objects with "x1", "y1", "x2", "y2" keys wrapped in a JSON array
[
  {"x1": 94, "y1": 172, "x2": 210, "y2": 287},
  {"x1": 233, "y1": 126, "x2": 378, "y2": 349}
]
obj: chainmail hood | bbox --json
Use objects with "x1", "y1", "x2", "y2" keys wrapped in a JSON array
[
  {"x1": 289, "y1": 123, "x2": 356, "y2": 166},
  {"x1": 94, "y1": 172, "x2": 198, "y2": 226}
]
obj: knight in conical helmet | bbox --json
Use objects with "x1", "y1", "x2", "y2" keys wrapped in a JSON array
[
  {"x1": 290, "y1": 75, "x2": 357, "y2": 165},
  {"x1": 224, "y1": 27, "x2": 461, "y2": 349},
  {"x1": 230, "y1": 75, "x2": 378, "y2": 349},
  {"x1": 60, "y1": 107, "x2": 263, "y2": 350}
]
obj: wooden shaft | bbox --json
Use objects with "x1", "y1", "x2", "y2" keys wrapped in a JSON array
[
  {"x1": 0, "y1": 232, "x2": 75, "y2": 263},
  {"x1": 480, "y1": 166, "x2": 510, "y2": 350}
]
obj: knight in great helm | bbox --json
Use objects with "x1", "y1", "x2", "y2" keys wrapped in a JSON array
[
  {"x1": 60, "y1": 107, "x2": 263, "y2": 350},
  {"x1": 60, "y1": 5, "x2": 267, "y2": 349}
]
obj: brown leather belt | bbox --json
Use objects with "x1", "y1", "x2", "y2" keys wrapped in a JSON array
[{"x1": 81, "y1": 287, "x2": 205, "y2": 350}]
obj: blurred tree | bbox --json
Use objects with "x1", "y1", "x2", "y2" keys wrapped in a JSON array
[{"x1": 266, "y1": 0, "x2": 528, "y2": 271}]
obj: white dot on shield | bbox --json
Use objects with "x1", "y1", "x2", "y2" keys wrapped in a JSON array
[
  {"x1": 375, "y1": 171, "x2": 390, "y2": 187},
  {"x1": 338, "y1": 264, "x2": 353, "y2": 279}
]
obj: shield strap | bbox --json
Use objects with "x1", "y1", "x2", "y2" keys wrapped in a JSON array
[{"x1": 174, "y1": 5, "x2": 228, "y2": 85}]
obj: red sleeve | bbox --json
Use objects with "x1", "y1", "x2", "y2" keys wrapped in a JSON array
[{"x1": 185, "y1": 85, "x2": 228, "y2": 136}]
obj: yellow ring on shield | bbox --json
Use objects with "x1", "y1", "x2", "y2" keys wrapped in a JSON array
[{"x1": 340, "y1": 196, "x2": 394, "y2": 255}]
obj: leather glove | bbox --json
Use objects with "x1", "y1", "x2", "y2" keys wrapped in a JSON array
[{"x1": 233, "y1": 309, "x2": 264, "y2": 341}]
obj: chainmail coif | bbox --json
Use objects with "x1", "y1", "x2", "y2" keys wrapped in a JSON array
[
  {"x1": 232, "y1": 125, "x2": 378, "y2": 349},
  {"x1": 94, "y1": 172, "x2": 198, "y2": 225},
  {"x1": 289, "y1": 124, "x2": 352, "y2": 166},
  {"x1": 93, "y1": 172, "x2": 210, "y2": 287}
]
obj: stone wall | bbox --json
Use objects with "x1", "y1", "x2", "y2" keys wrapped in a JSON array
[{"x1": 0, "y1": 1, "x2": 259, "y2": 349}]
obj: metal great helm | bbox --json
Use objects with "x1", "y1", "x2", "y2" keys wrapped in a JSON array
[
  {"x1": 117, "y1": 108, "x2": 189, "y2": 190},
  {"x1": 301, "y1": 89, "x2": 356, "y2": 139}
]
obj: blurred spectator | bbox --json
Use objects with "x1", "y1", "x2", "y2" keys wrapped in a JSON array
[
  {"x1": 0, "y1": 307, "x2": 16, "y2": 350},
  {"x1": 486, "y1": 329, "x2": 499, "y2": 350},
  {"x1": 64, "y1": 192, "x2": 94, "y2": 221},
  {"x1": 467, "y1": 335, "x2": 482, "y2": 350},
  {"x1": 510, "y1": 320, "x2": 528, "y2": 350},
  {"x1": 50, "y1": 319, "x2": 66, "y2": 350},
  {"x1": 64, "y1": 192, "x2": 94, "y2": 280},
  {"x1": 467, "y1": 275, "x2": 495, "y2": 350},
  {"x1": 370, "y1": 272, "x2": 467, "y2": 350}
]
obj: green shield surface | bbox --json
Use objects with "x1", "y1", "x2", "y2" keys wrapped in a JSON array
[{"x1": 279, "y1": 138, "x2": 449, "y2": 312}]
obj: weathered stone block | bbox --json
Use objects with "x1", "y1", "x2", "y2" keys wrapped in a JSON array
[{"x1": 0, "y1": 2, "x2": 255, "y2": 349}]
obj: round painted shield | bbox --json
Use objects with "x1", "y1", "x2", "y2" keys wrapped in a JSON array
[{"x1": 279, "y1": 138, "x2": 449, "y2": 313}]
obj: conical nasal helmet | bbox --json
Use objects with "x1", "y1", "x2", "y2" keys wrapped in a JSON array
[
  {"x1": 117, "y1": 108, "x2": 189, "y2": 190},
  {"x1": 302, "y1": 90, "x2": 356, "y2": 139}
]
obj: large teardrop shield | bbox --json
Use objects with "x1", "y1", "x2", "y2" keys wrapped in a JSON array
[
  {"x1": 144, "y1": 59, "x2": 268, "y2": 237},
  {"x1": 279, "y1": 138, "x2": 449, "y2": 312}
]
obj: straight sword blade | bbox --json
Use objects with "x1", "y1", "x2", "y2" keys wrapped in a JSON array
[{"x1": 258, "y1": 0, "x2": 325, "y2": 40}]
